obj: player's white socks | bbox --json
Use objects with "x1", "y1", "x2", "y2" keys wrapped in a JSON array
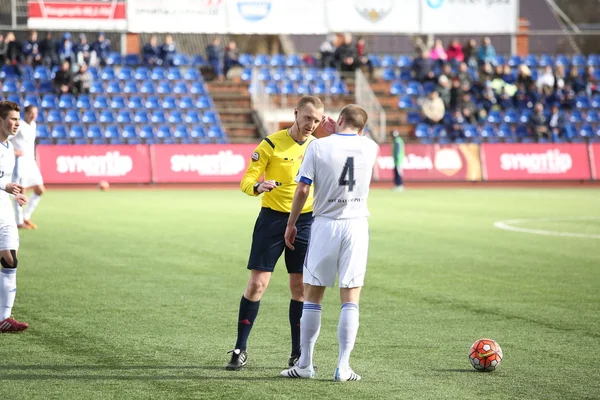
[
  {"x1": 0, "y1": 268, "x2": 17, "y2": 320},
  {"x1": 14, "y1": 199, "x2": 24, "y2": 225},
  {"x1": 337, "y1": 302, "x2": 360, "y2": 371},
  {"x1": 297, "y1": 302, "x2": 322, "y2": 368},
  {"x1": 24, "y1": 193, "x2": 41, "y2": 221}
]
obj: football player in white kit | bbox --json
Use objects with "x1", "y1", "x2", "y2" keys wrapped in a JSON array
[
  {"x1": 11, "y1": 104, "x2": 45, "y2": 230},
  {"x1": 280, "y1": 104, "x2": 378, "y2": 381},
  {"x1": 0, "y1": 101, "x2": 30, "y2": 332}
]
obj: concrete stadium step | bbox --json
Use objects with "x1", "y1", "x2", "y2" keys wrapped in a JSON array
[
  {"x1": 223, "y1": 122, "x2": 259, "y2": 138},
  {"x1": 216, "y1": 108, "x2": 254, "y2": 124}
]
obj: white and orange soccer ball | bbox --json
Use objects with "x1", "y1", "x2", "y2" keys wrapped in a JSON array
[
  {"x1": 98, "y1": 180, "x2": 110, "y2": 191},
  {"x1": 468, "y1": 338, "x2": 503, "y2": 372}
]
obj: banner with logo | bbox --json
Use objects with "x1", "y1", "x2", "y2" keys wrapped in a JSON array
[
  {"x1": 376, "y1": 144, "x2": 482, "y2": 181},
  {"x1": 420, "y1": 0, "x2": 518, "y2": 34},
  {"x1": 588, "y1": 143, "x2": 600, "y2": 180},
  {"x1": 28, "y1": 0, "x2": 126, "y2": 31},
  {"x1": 127, "y1": 0, "x2": 227, "y2": 33},
  {"x1": 481, "y1": 143, "x2": 592, "y2": 181},
  {"x1": 150, "y1": 144, "x2": 255, "y2": 183},
  {"x1": 325, "y1": 0, "x2": 419, "y2": 33},
  {"x1": 226, "y1": 0, "x2": 327, "y2": 34},
  {"x1": 36, "y1": 145, "x2": 152, "y2": 184}
]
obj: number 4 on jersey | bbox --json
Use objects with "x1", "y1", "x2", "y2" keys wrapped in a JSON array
[{"x1": 338, "y1": 157, "x2": 356, "y2": 192}]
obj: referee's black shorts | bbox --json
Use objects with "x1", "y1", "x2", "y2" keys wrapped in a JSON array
[{"x1": 247, "y1": 207, "x2": 313, "y2": 273}]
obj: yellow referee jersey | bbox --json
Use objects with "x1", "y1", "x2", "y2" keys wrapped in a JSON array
[{"x1": 240, "y1": 129, "x2": 315, "y2": 214}]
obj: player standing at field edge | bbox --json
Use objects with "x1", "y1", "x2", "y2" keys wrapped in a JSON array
[
  {"x1": 11, "y1": 105, "x2": 46, "y2": 230},
  {"x1": 0, "y1": 101, "x2": 30, "y2": 332},
  {"x1": 280, "y1": 104, "x2": 378, "y2": 381},
  {"x1": 226, "y1": 95, "x2": 336, "y2": 370}
]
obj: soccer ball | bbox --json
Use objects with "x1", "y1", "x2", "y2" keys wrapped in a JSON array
[
  {"x1": 98, "y1": 180, "x2": 110, "y2": 191},
  {"x1": 468, "y1": 338, "x2": 503, "y2": 372}
]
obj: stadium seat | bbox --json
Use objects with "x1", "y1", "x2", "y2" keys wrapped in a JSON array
[
  {"x1": 415, "y1": 123, "x2": 430, "y2": 138},
  {"x1": 36, "y1": 125, "x2": 50, "y2": 139},
  {"x1": 140, "y1": 82, "x2": 155, "y2": 94},
  {"x1": 93, "y1": 96, "x2": 109, "y2": 109},
  {"x1": 172, "y1": 54, "x2": 189, "y2": 67},
  {"x1": 41, "y1": 94, "x2": 58, "y2": 109},
  {"x1": 124, "y1": 54, "x2": 140, "y2": 66},
  {"x1": 161, "y1": 96, "x2": 177, "y2": 109},
  {"x1": 101, "y1": 67, "x2": 116, "y2": 80},
  {"x1": 195, "y1": 96, "x2": 211, "y2": 109},
  {"x1": 190, "y1": 126, "x2": 206, "y2": 139},
  {"x1": 151, "y1": 110, "x2": 166, "y2": 124},
  {"x1": 579, "y1": 124, "x2": 594, "y2": 138},
  {"x1": 89, "y1": 81, "x2": 104, "y2": 94},
  {"x1": 183, "y1": 68, "x2": 200, "y2": 81},
  {"x1": 2, "y1": 79, "x2": 18, "y2": 93},
  {"x1": 174, "y1": 125, "x2": 189, "y2": 139},
  {"x1": 173, "y1": 82, "x2": 188, "y2": 94},
  {"x1": 167, "y1": 67, "x2": 182, "y2": 81},
  {"x1": 116, "y1": 110, "x2": 132, "y2": 123},
  {"x1": 99, "y1": 110, "x2": 115, "y2": 123},
  {"x1": 190, "y1": 82, "x2": 206, "y2": 95},
  {"x1": 24, "y1": 94, "x2": 40, "y2": 107},
  {"x1": 64, "y1": 109, "x2": 80, "y2": 123},
  {"x1": 104, "y1": 124, "x2": 121, "y2": 139},
  {"x1": 139, "y1": 125, "x2": 155, "y2": 139},
  {"x1": 82, "y1": 110, "x2": 98, "y2": 123},
  {"x1": 382, "y1": 69, "x2": 396, "y2": 81},
  {"x1": 585, "y1": 110, "x2": 599, "y2": 123},
  {"x1": 68, "y1": 124, "x2": 85, "y2": 140},
  {"x1": 122, "y1": 125, "x2": 137, "y2": 139},
  {"x1": 106, "y1": 52, "x2": 122, "y2": 65},
  {"x1": 151, "y1": 67, "x2": 166, "y2": 80},
  {"x1": 33, "y1": 66, "x2": 50, "y2": 80},
  {"x1": 270, "y1": 54, "x2": 285, "y2": 67},
  {"x1": 191, "y1": 55, "x2": 206, "y2": 66},
  {"x1": 123, "y1": 81, "x2": 139, "y2": 93},
  {"x1": 76, "y1": 95, "x2": 91, "y2": 109},
  {"x1": 118, "y1": 67, "x2": 133, "y2": 80},
  {"x1": 46, "y1": 109, "x2": 63, "y2": 123},
  {"x1": 168, "y1": 111, "x2": 183, "y2": 124},
  {"x1": 202, "y1": 111, "x2": 218, "y2": 124},
  {"x1": 185, "y1": 110, "x2": 201, "y2": 124},
  {"x1": 55, "y1": 138, "x2": 71, "y2": 145},
  {"x1": 178, "y1": 96, "x2": 194, "y2": 109},
  {"x1": 51, "y1": 125, "x2": 68, "y2": 139},
  {"x1": 389, "y1": 82, "x2": 405, "y2": 95},
  {"x1": 144, "y1": 96, "x2": 160, "y2": 109},
  {"x1": 128, "y1": 96, "x2": 143, "y2": 109},
  {"x1": 20, "y1": 81, "x2": 37, "y2": 94},
  {"x1": 285, "y1": 54, "x2": 302, "y2": 68},
  {"x1": 110, "y1": 96, "x2": 126, "y2": 109}
]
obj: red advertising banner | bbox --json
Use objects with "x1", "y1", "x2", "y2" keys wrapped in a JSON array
[
  {"x1": 481, "y1": 143, "x2": 592, "y2": 181},
  {"x1": 375, "y1": 144, "x2": 482, "y2": 181},
  {"x1": 36, "y1": 145, "x2": 151, "y2": 184},
  {"x1": 590, "y1": 143, "x2": 600, "y2": 180},
  {"x1": 28, "y1": 0, "x2": 126, "y2": 30},
  {"x1": 150, "y1": 144, "x2": 255, "y2": 183}
]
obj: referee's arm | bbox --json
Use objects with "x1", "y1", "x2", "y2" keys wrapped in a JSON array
[{"x1": 240, "y1": 140, "x2": 272, "y2": 196}]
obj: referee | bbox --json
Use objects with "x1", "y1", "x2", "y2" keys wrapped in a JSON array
[{"x1": 226, "y1": 96, "x2": 335, "y2": 370}]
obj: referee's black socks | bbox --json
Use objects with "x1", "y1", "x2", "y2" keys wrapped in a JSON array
[
  {"x1": 235, "y1": 296, "x2": 260, "y2": 351},
  {"x1": 289, "y1": 299, "x2": 303, "y2": 355}
]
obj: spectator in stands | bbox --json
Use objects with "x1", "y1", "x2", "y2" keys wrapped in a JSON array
[
  {"x1": 476, "y1": 37, "x2": 496, "y2": 65},
  {"x1": 73, "y1": 63, "x2": 92, "y2": 95},
  {"x1": 143, "y1": 35, "x2": 162, "y2": 66},
  {"x1": 536, "y1": 66, "x2": 555, "y2": 92},
  {"x1": 91, "y1": 32, "x2": 111, "y2": 67},
  {"x1": 356, "y1": 36, "x2": 374, "y2": 80},
  {"x1": 583, "y1": 66, "x2": 597, "y2": 95},
  {"x1": 480, "y1": 84, "x2": 497, "y2": 116},
  {"x1": 39, "y1": 32, "x2": 59, "y2": 67},
  {"x1": 0, "y1": 34, "x2": 7, "y2": 65},
  {"x1": 319, "y1": 34, "x2": 336, "y2": 68},
  {"x1": 553, "y1": 65, "x2": 566, "y2": 90},
  {"x1": 449, "y1": 78, "x2": 462, "y2": 110},
  {"x1": 420, "y1": 89, "x2": 445, "y2": 125},
  {"x1": 528, "y1": 103, "x2": 549, "y2": 139},
  {"x1": 448, "y1": 109, "x2": 467, "y2": 139},
  {"x1": 439, "y1": 63, "x2": 452, "y2": 82},
  {"x1": 53, "y1": 60, "x2": 73, "y2": 95},
  {"x1": 22, "y1": 30, "x2": 41, "y2": 67},
  {"x1": 566, "y1": 67, "x2": 585, "y2": 94},
  {"x1": 547, "y1": 103, "x2": 566, "y2": 138},
  {"x1": 446, "y1": 39, "x2": 464, "y2": 63},
  {"x1": 498, "y1": 86, "x2": 515, "y2": 110},
  {"x1": 457, "y1": 62, "x2": 473, "y2": 87},
  {"x1": 412, "y1": 35, "x2": 433, "y2": 56},
  {"x1": 58, "y1": 32, "x2": 74, "y2": 67},
  {"x1": 412, "y1": 50, "x2": 435, "y2": 83},
  {"x1": 558, "y1": 83, "x2": 576, "y2": 109},
  {"x1": 429, "y1": 39, "x2": 447, "y2": 65},
  {"x1": 490, "y1": 65, "x2": 506, "y2": 94},
  {"x1": 463, "y1": 38, "x2": 478, "y2": 68},
  {"x1": 478, "y1": 62, "x2": 494, "y2": 85},
  {"x1": 75, "y1": 33, "x2": 94, "y2": 67},
  {"x1": 4, "y1": 32, "x2": 22, "y2": 65},
  {"x1": 459, "y1": 91, "x2": 478, "y2": 122},
  {"x1": 513, "y1": 83, "x2": 529, "y2": 109},
  {"x1": 516, "y1": 64, "x2": 533, "y2": 88},
  {"x1": 224, "y1": 40, "x2": 243, "y2": 77},
  {"x1": 437, "y1": 75, "x2": 451, "y2": 109},
  {"x1": 334, "y1": 33, "x2": 357, "y2": 75},
  {"x1": 161, "y1": 35, "x2": 177, "y2": 66},
  {"x1": 502, "y1": 64, "x2": 515, "y2": 84},
  {"x1": 206, "y1": 38, "x2": 224, "y2": 81}
]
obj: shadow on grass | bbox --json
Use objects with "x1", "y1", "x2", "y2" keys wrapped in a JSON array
[
  {"x1": 432, "y1": 369, "x2": 479, "y2": 373},
  {"x1": 0, "y1": 365, "x2": 289, "y2": 381}
]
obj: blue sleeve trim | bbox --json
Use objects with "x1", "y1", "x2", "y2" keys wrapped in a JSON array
[{"x1": 299, "y1": 176, "x2": 313, "y2": 185}]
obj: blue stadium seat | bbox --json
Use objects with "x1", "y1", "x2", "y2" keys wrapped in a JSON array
[
  {"x1": 202, "y1": 111, "x2": 218, "y2": 125},
  {"x1": 539, "y1": 54, "x2": 554, "y2": 67},
  {"x1": 265, "y1": 81, "x2": 280, "y2": 95},
  {"x1": 190, "y1": 126, "x2": 206, "y2": 139},
  {"x1": 503, "y1": 110, "x2": 519, "y2": 124},
  {"x1": 72, "y1": 138, "x2": 87, "y2": 145},
  {"x1": 321, "y1": 68, "x2": 337, "y2": 81},
  {"x1": 2, "y1": 79, "x2": 18, "y2": 93},
  {"x1": 108, "y1": 138, "x2": 123, "y2": 145},
  {"x1": 89, "y1": 81, "x2": 104, "y2": 94},
  {"x1": 572, "y1": 54, "x2": 587, "y2": 67},
  {"x1": 124, "y1": 54, "x2": 140, "y2": 66},
  {"x1": 85, "y1": 125, "x2": 102, "y2": 139},
  {"x1": 285, "y1": 54, "x2": 302, "y2": 68},
  {"x1": 173, "y1": 82, "x2": 188, "y2": 94},
  {"x1": 156, "y1": 125, "x2": 172, "y2": 139},
  {"x1": 46, "y1": 109, "x2": 62, "y2": 123},
  {"x1": 106, "y1": 80, "x2": 122, "y2": 94},
  {"x1": 134, "y1": 67, "x2": 150, "y2": 80},
  {"x1": 486, "y1": 110, "x2": 502, "y2": 124},
  {"x1": 24, "y1": 94, "x2": 39, "y2": 107},
  {"x1": 101, "y1": 67, "x2": 116, "y2": 80},
  {"x1": 64, "y1": 109, "x2": 80, "y2": 123},
  {"x1": 406, "y1": 81, "x2": 423, "y2": 95},
  {"x1": 55, "y1": 138, "x2": 71, "y2": 145},
  {"x1": 397, "y1": 55, "x2": 412, "y2": 69},
  {"x1": 555, "y1": 54, "x2": 570, "y2": 66},
  {"x1": 110, "y1": 96, "x2": 126, "y2": 109},
  {"x1": 168, "y1": 110, "x2": 183, "y2": 124},
  {"x1": 6, "y1": 94, "x2": 20, "y2": 104},
  {"x1": 280, "y1": 81, "x2": 295, "y2": 95},
  {"x1": 398, "y1": 96, "x2": 414, "y2": 109},
  {"x1": 51, "y1": 125, "x2": 68, "y2": 139},
  {"x1": 167, "y1": 67, "x2": 182, "y2": 81},
  {"x1": 99, "y1": 110, "x2": 115, "y2": 123},
  {"x1": 191, "y1": 54, "x2": 206, "y2": 66},
  {"x1": 579, "y1": 124, "x2": 594, "y2": 138},
  {"x1": 20, "y1": 80, "x2": 36, "y2": 93},
  {"x1": 195, "y1": 96, "x2": 211, "y2": 109},
  {"x1": 82, "y1": 110, "x2": 98, "y2": 123},
  {"x1": 524, "y1": 54, "x2": 539, "y2": 68},
  {"x1": 33, "y1": 66, "x2": 50, "y2": 80},
  {"x1": 139, "y1": 125, "x2": 155, "y2": 139},
  {"x1": 172, "y1": 54, "x2": 189, "y2": 67},
  {"x1": 380, "y1": 55, "x2": 396, "y2": 68},
  {"x1": 330, "y1": 80, "x2": 348, "y2": 95},
  {"x1": 69, "y1": 124, "x2": 85, "y2": 139},
  {"x1": 123, "y1": 81, "x2": 139, "y2": 93},
  {"x1": 36, "y1": 125, "x2": 50, "y2": 138},
  {"x1": 122, "y1": 125, "x2": 137, "y2": 139},
  {"x1": 463, "y1": 124, "x2": 479, "y2": 139},
  {"x1": 106, "y1": 52, "x2": 122, "y2": 65},
  {"x1": 91, "y1": 138, "x2": 107, "y2": 145},
  {"x1": 151, "y1": 67, "x2": 166, "y2": 80},
  {"x1": 144, "y1": 96, "x2": 160, "y2": 109},
  {"x1": 207, "y1": 126, "x2": 224, "y2": 139},
  {"x1": 519, "y1": 109, "x2": 532, "y2": 124},
  {"x1": 151, "y1": 110, "x2": 166, "y2": 124},
  {"x1": 190, "y1": 82, "x2": 205, "y2": 95},
  {"x1": 406, "y1": 111, "x2": 421, "y2": 125},
  {"x1": 569, "y1": 110, "x2": 583, "y2": 123},
  {"x1": 183, "y1": 68, "x2": 200, "y2": 81},
  {"x1": 41, "y1": 94, "x2": 58, "y2": 109},
  {"x1": 271, "y1": 68, "x2": 286, "y2": 81},
  {"x1": 128, "y1": 96, "x2": 143, "y2": 109},
  {"x1": 270, "y1": 54, "x2": 285, "y2": 67},
  {"x1": 126, "y1": 138, "x2": 141, "y2": 145},
  {"x1": 118, "y1": 67, "x2": 133, "y2": 80},
  {"x1": 576, "y1": 96, "x2": 590, "y2": 109},
  {"x1": 389, "y1": 81, "x2": 404, "y2": 95},
  {"x1": 585, "y1": 110, "x2": 599, "y2": 123},
  {"x1": 178, "y1": 96, "x2": 194, "y2": 109},
  {"x1": 481, "y1": 124, "x2": 496, "y2": 139},
  {"x1": 93, "y1": 96, "x2": 109, "y2": 109},
  {"x1": 415, "y1": 124, "x2": 430, "y2": 139},
  {"x1": 161, "y1": 96, "x2": 177, "y2": 109},
  {"x1": 288, "y1": 68, "x2": 304, "y2": 82},
  {"x1": 382, "y1": 68, "x2": 396, "y2": 81},
  {"x1": 368, "y1": 55, "x2": 381, "y2": 68},
  {"x1": 185, "y1": 110, "x2": 201, "y2": 124},
  {"x1": 134, "y1": 110, "x2": 149, "y2": 124},
  {"x1": 174, "y1": 125, "x2": 189, "y2": 139},
  {"x1": 508, "y1": 55, "x2": 522, "y2": 67},
  {"x1": 239, "y1": 54, "x2": 252, "y2": 67},
  {"x1": 253, "y1": 54, "x2": 269, "y2": 67},
  {"x1": 116, "y1": 110, "x2": 132, "y2": 123},
  {"x1": 38, "y1": 80, "x2": 54, "y2": 93},
  {"x1": 76, "y1": 95, "x2": 91, "y2": 109}
]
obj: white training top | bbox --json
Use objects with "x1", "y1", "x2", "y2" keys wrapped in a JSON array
[
  {"x1": 10, "y1": 120, "x2": 36, "y2": 159},
  {"x1": 0, "y1": 141, "x2": 15, "y2": 224},
  {"x1": 296, "y1": 133, "x2": 379, "y2": 220}
]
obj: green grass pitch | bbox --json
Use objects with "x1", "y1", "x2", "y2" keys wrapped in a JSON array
[{"x1": 2, "y1": 187, "x2": 599, "y2": 400}]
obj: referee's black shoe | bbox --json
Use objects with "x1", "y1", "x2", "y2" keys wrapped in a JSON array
[{"x1": 226, "y1": 349, "x2": 248, "y2": 371}]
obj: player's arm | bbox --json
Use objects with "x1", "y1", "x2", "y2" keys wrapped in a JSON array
[
  {"x1": 240, "y1": 139, "x2": 276, "y2": 196},
  {"x1": 285, "y1": 142, "x2": 317, "y2": 250},
  {"x1": 0, "y1": 182, "x2": 23, "y2": 196}
]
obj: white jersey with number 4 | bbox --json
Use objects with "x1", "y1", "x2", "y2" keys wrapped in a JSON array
[
  {"x1": 296, "y1": 133, "x2": 379, "y2": 220},
  {"x1": 295, "y1": 133, "x2": 378, "y2": 289}
]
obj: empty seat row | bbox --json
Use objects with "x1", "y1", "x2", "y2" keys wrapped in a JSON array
[{"x1": 39, "y1": 109, "x2": 219, "y2": 124}]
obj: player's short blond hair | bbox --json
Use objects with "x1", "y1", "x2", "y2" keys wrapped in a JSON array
[
  {"x1": 0, "y1": 100, "x2": 20, "y2": 120},
  {"x1": 340, "y1": 104, "x2": 368, "y2": 132},
  {"x1": 296, "y1": 95, "x2": 324, "y2": 111}
]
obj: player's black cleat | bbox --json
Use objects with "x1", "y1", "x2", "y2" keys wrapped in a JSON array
[
  {"x1": 226, "y1": 349, "x2": 248, "y2": 371},
  {"x1": 288, "y1": 354, "x2": 300, "y2": 367}
]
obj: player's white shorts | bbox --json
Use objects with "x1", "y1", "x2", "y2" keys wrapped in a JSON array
[
  {"x1": 0, "y1": 223, "x2": 19, "y2": 251},
  {"x1": 303, "y1": 216, "x2": 369, "y2": 288},
  {"x1": 14, "y1": 157, "x2": 44, "y2": 188}
]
